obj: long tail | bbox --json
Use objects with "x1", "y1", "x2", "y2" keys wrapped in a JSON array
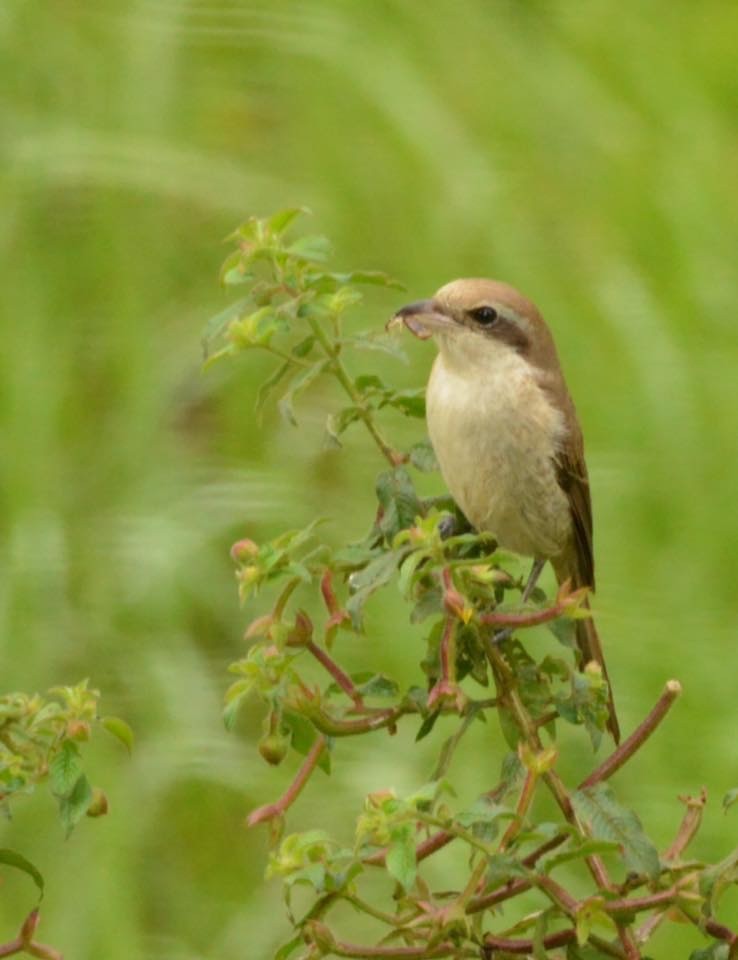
[
  {"x1": 575, "y1": 605, "x2": 620, "y2": 744},
  {"x1": 552, "y1": 558, "x2": 620, "y2": 744}
]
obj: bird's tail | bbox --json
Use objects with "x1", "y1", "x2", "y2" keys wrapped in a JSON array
[
  {"x1": 552, "y1": 558, "x2": 620, "y2": 744},
  {"x1": 574, "y1": 605, "x2": 620, "y2": 744}
]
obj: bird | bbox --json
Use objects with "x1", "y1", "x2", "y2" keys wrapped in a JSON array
[{"x1": 392, "y1": 278, "x2": 619, "y2": 743}]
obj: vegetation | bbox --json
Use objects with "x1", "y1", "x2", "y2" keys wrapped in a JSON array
[
  {"x1": 2, "y1": 1, "x2": 738, "y2": 956},
  {"x1": 206, "y1": 212, "x2": 738, "y2": 959}
]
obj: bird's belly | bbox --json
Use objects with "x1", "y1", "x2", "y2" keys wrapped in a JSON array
[{"x1": 427, "y1": 362, "x2": 571, "y2": 559}]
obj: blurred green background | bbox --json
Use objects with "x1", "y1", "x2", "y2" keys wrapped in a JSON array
[{"x1": 2, "y1": 0, "x2": 738, "y2": 956}]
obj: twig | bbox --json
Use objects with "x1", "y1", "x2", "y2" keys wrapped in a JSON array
[
  {"x1": 579, "y1": 681, "x2": 682, "y2": 789},
  {"x1": 308, "y1": 705, "x2": 404, "y2": 737},
  {"x1": 305, "y1": 639, "x2": 364, "y2": 708},
  {"x1": 247, "y1": 735, "x2": 326, "y2": 826},
  {"x1": 663, "y1": 788, "x2": 707, "y2": 862},
  {"x1": 307, "y1": 315, "x2": 403, "y2": 466},
  {"x1": 0, "y1": 911, "x2": 62, "y2": 960},
  {"x1": 478, "y1": 579, "x2": 586, "y2": 629},
  {"x1": 483, "y1": 928, "x2": 575, "y2": 955}
]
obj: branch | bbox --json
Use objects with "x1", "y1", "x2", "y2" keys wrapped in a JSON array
[
  {"x1": 579, "y1": 680, "x2": 682, "y2": 789},
  {"x1": 478, "y1": 579, "x2": 587, "y2": 629},
  {"x1": 0, "y1": 911, "x2": 62, "y2": 960},
  {"x1": 247, "y1": 735, "x2": 326, "y2": 826}
]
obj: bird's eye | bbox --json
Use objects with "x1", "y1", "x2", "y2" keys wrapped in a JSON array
[{"x1": 469, "y1": 305, "x2": 498, "y2": 325}]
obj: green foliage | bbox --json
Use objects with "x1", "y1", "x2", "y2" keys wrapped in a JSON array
[
  {"x1": 209, "y1": 213, "x2": 738, "y2": 960},
  {"x1": 0, "y1": 682, "x2": 126, "y2": 954}
]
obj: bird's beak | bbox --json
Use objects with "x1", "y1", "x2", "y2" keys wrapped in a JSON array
[{"x1": 387, "y1": 299, "x2": 454, "y2": 340}]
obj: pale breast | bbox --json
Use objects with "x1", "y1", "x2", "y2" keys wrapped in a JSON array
[{"x1": 426, "y1": 347, "x2": 572, "y2": 559}]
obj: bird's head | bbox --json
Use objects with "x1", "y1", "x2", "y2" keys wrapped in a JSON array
[{"x1": 390, "y1": 278, "x2": 559, "y2": 373}]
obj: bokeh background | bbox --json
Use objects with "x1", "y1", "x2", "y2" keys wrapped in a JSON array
[{"x1": 2, "y1": 1, "x2": 738, "y2": 956}]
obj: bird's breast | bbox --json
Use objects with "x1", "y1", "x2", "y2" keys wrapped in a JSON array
[{"x1": 426, "y1": 349, "x2": 572, "y2": 559}]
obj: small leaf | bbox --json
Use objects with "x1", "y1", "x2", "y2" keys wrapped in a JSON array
[
  {"x1": 201, "y1": 297, "x2": 250, "y2": 356},
  {"x1": 287, "y1": 234, "x2": 332, "y2": 263},
  {"x1": 278, "y1": 360, "x2": 329, "y2": 426},
  {"x1": 389, "y1": 389, "x2": 426, "y2": 418},
  {"x1": 273, "y1": 935, "x2": 303, "y2": 960},
  {"x1": 689, "y1": 944, "x2": 731, "y2": 960},
  {"x1": 375, "y1": 467, "x2": 424, "y2": 540},
  {"x1": 723, "y1": 788, "x2": 738, "y2": 813},
  {"x1": 571, "y1": 783, "x2": 660, "y2": 879},
  {"x1": 267, "y1": 207, "x2": 308, "y2": 236},
  {"x1": 101, "y1": 716, "x2": 134, "y2": 754},
  {"x1": 386, "y1": 823, "x2": 416, "y2": 890},
  {"x1": 50, "y1": 741, "x2": 82, "y2": 797},
  {"x1": 408, "y1": 440, "x2": 438, "y2": 473},
  {"x1": 58, "y1": 774, "x2": 94, "y2": 837},
  {"x1": 356, "y1": 675, "x2": 400, "y2": 699},
  {"x1": 346, "y1": 551, "x2": 401, "y2": 630},
  {"x1": 255, "y1": 360, "x2": 291, "y2": 419},
  {"x1": 330, "y1": 270, "x2": 403, "y2": 289},
  {"x1": 0, "y1": 849, "x2": 44, "y2": 900}
]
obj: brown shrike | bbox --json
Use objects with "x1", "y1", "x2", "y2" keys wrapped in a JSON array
[{"x1": 393, "y1": 278, "x2": 619, "y2": 743}]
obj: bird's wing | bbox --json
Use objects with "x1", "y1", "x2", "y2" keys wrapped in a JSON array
[{"x1": 554, "y1": 444, "x2": 595, "y2": 592}]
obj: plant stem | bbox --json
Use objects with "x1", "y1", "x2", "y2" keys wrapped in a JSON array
[
  {"x1": 305, "y1": 639, "x2": 364, "y2": 708},
  {"x1": 579, "y1": 680, "x2": 682, "y2": 789},
  {"x1": 247, "y1": 735, "x2": 326, "y2": 826},
  {"x1": 307, "y1": 315, "x2": 402, "y2": 466},
  {"x1": 663, "y1": 788, "x2": 707, "y2": 861}
]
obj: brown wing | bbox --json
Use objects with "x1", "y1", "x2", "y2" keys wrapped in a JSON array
[{"x1": 555, "y1": 445, "x2": 595, "y2": 591}]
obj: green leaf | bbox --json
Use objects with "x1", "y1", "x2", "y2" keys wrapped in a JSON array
[
  {"x1": 700, "y1": 846, "x2": 738, "y2": 917},
  {"x1": 408, "y1": 440, "x2": 438, "y2": 473},
  {"x1": 287, "y1": 234, "x2": 332, "y2": 263},
  {"x1": 415, "y1": 709, "x2": 441, "y2": 742},
  {"x1": 356, "y1": 675, "x2": 400, "y2": 699},
  {"x1": 346, "y1": 551, "x2": 401, "y2": 630},
  {"x1": 388, "y1": 388, "x2": 426, "y2": 418},
  {"x1": 201, "y1": 297, "x2": 250, "y2": 356},
  {"x1": 330, "y1": 270, "x2": 403, "y2": 289},
  {"x1": 50, "y1": 741, "x2": 82, "y2": 797},
  {"x1": 273, "y1": 935, "x2": 303, "y2": 960},
  {"x1": 267, "y1": 207, "x2": 308, "y2": 236},
  {"x1": 571, "y1": 784, "x2": 660, "y2": 879},
  {"x1": 0, "y1": 848, "x2": 44, "y2": 900},
  {"x1": 278, "y1": 360, "x2": 329, "y2": 426},
  {"x1": 375, "y1": 467, "x2": 424, "y2": 539},
  {"x1": 283, "y1": 712, "x2": 331, "y2": 774},
  {"x1": 58, "y1": 773, "x2": 93, "y2": 837},
  {"x1": 723, "y1": 788, "x2": 738, "y2": 813},
  {"x1": 341, "y1": 332, "x2": 408, "y2": 361},
  {"x1": 547, "y1": 615, "x2": 577, "y2": 648},
  {"x1": 255, "y1": 360, "x2": 291, "y2": 419},
  {"x1": 456, "y1": 797, "x2": 517, "y2": 842},
  {"x1": 541, "y1": 839, "x2": 621, "y2": 873},
  {"x1": 689, "y1": 944, "x2": 730, "y2": 960},
  {"x1": 386, "y1": 823, "x2": 416, "y2": 890},
  {"x1": 101, "y1": 716, "x2": 134, "y2": 754}
]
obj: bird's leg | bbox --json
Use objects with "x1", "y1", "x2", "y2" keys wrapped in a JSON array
[
  {"x1": 521, "y1": 557, "x2": 546, "y2": 603},
  {"x1": 492, "y1": 558, "x2": 547, "y2": 645}
]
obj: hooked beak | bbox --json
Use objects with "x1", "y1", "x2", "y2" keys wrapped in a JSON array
[{"x1": 387, "y1": 299, "x2": 454, "y2": 340}]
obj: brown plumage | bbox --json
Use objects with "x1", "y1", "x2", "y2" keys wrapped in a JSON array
[{"x1": 394, "y1": 279, "x2": 620, "y2": 743}]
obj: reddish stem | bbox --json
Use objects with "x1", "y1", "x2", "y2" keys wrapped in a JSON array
[
  {"x1": 479, "y1": 579, "x2": 586, "y2": 628},
  {"x1": 579, "y1": 680, "x2": 682, "y2": 789},
  {"x1": 247, "y1": 735, "x2": 326, "y2": 826},
  {"x1": 306, "y1": 639, "x2": 364, "y2": 708},
  {"x1": 483, "y1": 928, "x2": 575, "y2": 955}
]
